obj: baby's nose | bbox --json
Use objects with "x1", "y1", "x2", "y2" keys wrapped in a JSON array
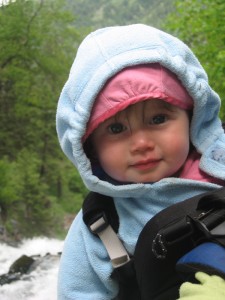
[{"x1": 130, "y1": 130, "x2": 155, "y2": 153}]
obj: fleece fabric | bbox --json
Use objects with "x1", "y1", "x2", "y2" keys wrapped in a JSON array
[
  {"x1": 179, "y1": 272, "x2": 225, "y2": 300},
  {"x1": 56, "y1": 24, "x2": 225, "y2": 300}
]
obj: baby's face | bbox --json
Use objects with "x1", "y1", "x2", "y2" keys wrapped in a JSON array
[{"x1": 91, "y1": 100, "x2": 190, "y2": 183}]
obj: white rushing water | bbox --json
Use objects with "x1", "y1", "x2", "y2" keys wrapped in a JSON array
[{"x1": 0, "y1": 237, "x2": 64, "y2": 300}]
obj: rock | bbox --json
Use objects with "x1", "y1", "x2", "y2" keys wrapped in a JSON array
[
  {"x1": 9, "y1": 255, "x2": 35, "y2": 274},
  {"x1": 0, "y1": 252, "x2": 61, "y2": 286},
  {"x1": 0, "y1": 272, "x2": 21, "y2": 285},
  {"x1": 0, "y1": 255, "x2": 35, "y2": 285}
]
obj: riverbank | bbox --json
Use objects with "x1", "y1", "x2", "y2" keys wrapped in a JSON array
[{"x1": 0, "y1": 237, "x2": 64, "y2": 300}]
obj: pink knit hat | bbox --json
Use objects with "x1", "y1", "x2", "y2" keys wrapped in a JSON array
[{"x1": 84, "y1": 63, "x2": 193, "y2": 140}]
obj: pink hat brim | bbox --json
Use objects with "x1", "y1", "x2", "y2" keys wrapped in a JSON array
[{"x1": 84, "y1": 63, "x2": 193, "y2": 141}]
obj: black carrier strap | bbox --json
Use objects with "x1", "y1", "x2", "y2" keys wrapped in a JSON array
[
  {"x1": 83, "y1": 192, "x2": 119, "y2": 233},
  {"x1": 82, "y1": 188, "x2": 225, "y2": 300},
  {"x1": 134, "y1": 187, "x2": 225, "y2": 300},
  {"x1": 83, "y1": 192, "x2": 140, "y2": 300}
]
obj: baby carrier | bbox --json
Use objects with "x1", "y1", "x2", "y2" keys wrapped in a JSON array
[{"x1": 83, "y1": 187, "x2": 225, "y2": 300}]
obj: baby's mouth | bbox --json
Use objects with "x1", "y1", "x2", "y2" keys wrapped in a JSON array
[{"x1": 130, "y1": 158, "x2": 162, "y2": 170}]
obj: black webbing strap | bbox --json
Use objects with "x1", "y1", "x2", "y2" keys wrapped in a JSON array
[
  {"x1": 82, "y1": 192, "x2": 141, "y2": 299},
  {"x1": 83, "y1": 192, "x2": 131, "y2": 268},
  {"x1": 83, "y1": 192, "x2": 119, "y2": 233}
]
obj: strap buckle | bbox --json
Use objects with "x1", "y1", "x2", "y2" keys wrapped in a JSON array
[
  {"x1": 89, "y1": 213, "x2": 131, "y2": 268},
  {"x1": 89, "y1": 212, "x2": 108, "y2": 234},
  {"x1": 189, "y1": 208, "x2": 225, "y2": 238}
]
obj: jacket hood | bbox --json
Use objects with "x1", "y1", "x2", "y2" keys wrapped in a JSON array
[{"x1": 56, "y1": 24, "x2": 225, "y2": 196}]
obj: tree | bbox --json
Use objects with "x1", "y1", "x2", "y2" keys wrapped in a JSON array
[
  {"x1": 0, "y1": 0, "x2": 80, "y2": 158},
  {"x1": 2, "y1": 150, "x2": 60, "y2": 238},
  {"x1": 67, "y1": 0, "x2": 173, "y2": 29},
  {"x1": 164, "y1": 0, "x2": 225, "y2": 119},
  {"x1": 0, "y1": 0, "x2": 87, "y2": 238}
]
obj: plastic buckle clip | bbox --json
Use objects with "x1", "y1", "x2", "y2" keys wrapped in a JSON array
[
  {"x1": 189, "y1": 208, "x2": 225, "y2": 238},
  {"x1": 89, "y1": 212, "x2": 108, "y2": 234},
  {"x1": 152, "y1": 217, "x2": 193, "y2": 259}
]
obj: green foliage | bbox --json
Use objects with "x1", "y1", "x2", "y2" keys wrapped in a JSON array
[
  {"x1": 0, "y1": 0, "x2": 81, "y2": 159},
  {"x1": 0, "y1": 157, "x2": 19, "y2": 224},
  {"x1": 164, "y1": 0, "x2": 225, "y2": 119},
  {"x1": 68, "y1": 0, "x2": 173, "y2": 29},
  {"x1": 2, "y1": 150, "x2": 60, "y2": 237},
  {"x1": 52, "y1": 157, "x2": 88, "y2": 214},
  {"x1": 0, "y1": 0, "x2": 87, "y2": 239}
]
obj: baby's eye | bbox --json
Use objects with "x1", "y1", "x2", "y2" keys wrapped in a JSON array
[
  {"x1": 150, "y1": 114, "x2": 168, "y2": 125},
  {"x1": 108, "y1": 123, "x2": 126, "y2": 134}
]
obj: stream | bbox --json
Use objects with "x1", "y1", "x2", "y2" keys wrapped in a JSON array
[{"x1": 0, "y1": 237, "x2": 64, "y2": 300}]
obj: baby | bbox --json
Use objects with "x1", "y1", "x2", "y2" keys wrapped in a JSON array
[{"x1": 56, "y1": 24, "x2": 225, "y2": 299}]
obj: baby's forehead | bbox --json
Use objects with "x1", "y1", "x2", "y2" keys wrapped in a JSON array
[{"x1": 112, "y1": 99, "x2": 176, "y2": 117}]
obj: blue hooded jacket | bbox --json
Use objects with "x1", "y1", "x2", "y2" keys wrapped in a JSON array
[{"x1": 56, "y1": 24, "x2": 225, "y2": 299}]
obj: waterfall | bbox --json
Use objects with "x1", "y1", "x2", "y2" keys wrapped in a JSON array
[{"x1": 0, "y1": 237, "x2": 64, "y2": 300}]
